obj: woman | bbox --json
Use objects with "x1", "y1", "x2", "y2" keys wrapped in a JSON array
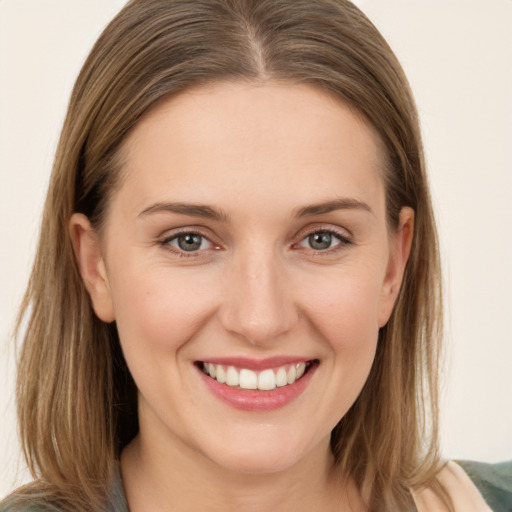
[{"x1": 1, "y1": 0, "x2": 510, "y2": 511}]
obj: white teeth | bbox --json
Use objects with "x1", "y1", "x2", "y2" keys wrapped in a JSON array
[
  {"x1": 296, "y1": 362, "x2": 306, "y2": 379},
  {"x1": 276, "y1": 367, "x2": 288, "y2": 387},
  {"x1": 239, "y1": 369, "x2": 258, "y2": 389},
  {"x1": 286, "y1": 365, "x2": 296, "y2": 384},
  {"x1": 216, "y1": 365, "x2": 226, "y2": 383},
  {"x1": 258, "y1": 369, "x2": 276, "y2": 390},
  {"x1": 226, "y1": 366, "x2": 239, "y2": 386},
  {"x1": 202, "y1": 361, "x2": 313, "y2": 390}
]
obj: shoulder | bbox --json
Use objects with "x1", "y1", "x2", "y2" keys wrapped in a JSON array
[
  {"x1": 0, "y1": 492, "x2": 71, "y2": 512},
  {"x1": 0, "y1": 465, "x2": 128, "y2": 512},
  {"x1": 457, "y1": 459, "x2": 512, "y2": 512},
  {"x1": 0, "y1": 498, "x2": 60, "y2": 512},
  {"x1": 0, "y1": 477, "x2": 127, "y2": 512},
  {"x1": 412, "y1": 460, "x2": 512, "y2": 512},
  {"x1": 0, "y1": 483, "x2": 64, "y2": 512},
  {"x1": 0, "y1": 491, "x2": 127, "y2": 512}
]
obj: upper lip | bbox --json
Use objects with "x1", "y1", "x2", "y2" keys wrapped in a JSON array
[{"x1": 197, "y1": 356, "x2": 316, "y2": 371}]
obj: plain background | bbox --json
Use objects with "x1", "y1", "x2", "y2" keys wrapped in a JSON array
[{"x1": 1, "y1": 0, "x2": 511, "y2": 497}]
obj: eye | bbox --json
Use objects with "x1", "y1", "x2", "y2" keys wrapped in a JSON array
[
  {"x1": 164, "y1": 232, "x2": 214, "y2": 253},
  {"x1": 298, "y1": 230, "x2": 349, "y2": 251}
]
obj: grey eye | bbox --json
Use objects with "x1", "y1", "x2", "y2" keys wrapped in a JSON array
[
  {"x1": 309, "y1": 232, "x2": 333, "y2": 250},
  {"x1": 299, "y1": 231, "x2": 343, "y2": 251},
  {"x1": 169, "y1": 233, "x2": 212, "y2": 252},
  {"x1": 178, "y1": 234, "x2": 202, "y2": 251}
]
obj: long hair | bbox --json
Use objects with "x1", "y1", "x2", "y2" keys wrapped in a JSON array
[{"x1": 6, "y1": 1, "x2": 443, "y2": 510}]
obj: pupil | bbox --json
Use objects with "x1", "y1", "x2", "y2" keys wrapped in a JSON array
[
  {"x1": 178, "y1": 234, "x2": 202, "y2": 251},
  {"x1": 310, "y1": 232, "x2": 332, "y2": 250}
]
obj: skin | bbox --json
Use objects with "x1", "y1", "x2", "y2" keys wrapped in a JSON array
[{"x1": 70, "y1": 82, "x2": 413, "y2": 511}]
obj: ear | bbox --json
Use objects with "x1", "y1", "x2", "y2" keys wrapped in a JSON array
[
  {"x1": 378, "y1": 207, "x2": 414, "y2": 327},
  {"x1": 69, "y1": 213, "x2": 115, "y2": 323}
]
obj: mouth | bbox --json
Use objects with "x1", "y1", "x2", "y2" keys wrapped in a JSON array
[
  {"x1": 197, "y1": 359, "x2": 318, "y2": 391},
  {"x1": 196, "y1": 358, "x2": 319, "y2": 411}
]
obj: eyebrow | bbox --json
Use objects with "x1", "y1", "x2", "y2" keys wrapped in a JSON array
[
  {"x1": 138, "y1": 202, "x2": 228, "y2": 221},
  {"x1": 138, "y1": 198, "x2": 372, "y2": 222},
  {"x1": 294, "y1": 198, "x2": 373, "y2": 217}
]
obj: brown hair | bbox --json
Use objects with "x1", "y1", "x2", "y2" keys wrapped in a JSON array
[{"x1": 6, "y1": 0, "x2": 443, "y2": 510}]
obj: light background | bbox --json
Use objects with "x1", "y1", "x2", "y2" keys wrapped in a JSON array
[{"x1": 1, "y1": 0, "x2": 511, "y2": 497}]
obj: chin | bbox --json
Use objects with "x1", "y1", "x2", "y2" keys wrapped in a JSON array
[
  {"x1": 201, "y1": 428, "x2": 325, "y2": 475},
  {"x1": 212, "y1": 450, "x2": 301, "y2": 475}
]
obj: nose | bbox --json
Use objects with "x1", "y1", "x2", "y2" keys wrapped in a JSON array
[{"x1": 218, "y1": 250, "x2": 299, "y2": 346}]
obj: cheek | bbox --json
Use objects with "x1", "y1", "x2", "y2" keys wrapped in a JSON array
[
  {"x1": 108, "y1": 262, "x2": 219, "y2": 356},
  {"x1": 293, "y1": 268, "x2": 383, "y2": 426},
  {"x1": 296, "y1": 265, "x2": 384, "y2": 348}
]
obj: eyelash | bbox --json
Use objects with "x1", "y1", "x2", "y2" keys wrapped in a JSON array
[{"x1": 158, "y1": 227, "x2": 352, "y2": 258}]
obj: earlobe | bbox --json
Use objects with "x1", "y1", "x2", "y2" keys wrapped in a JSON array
[
  {"x1": 69, "y1": 213, "x2": 115, "y2": 323},
  {"x1": 378, "y1": 207, "x2": 414, "y2": 327}
]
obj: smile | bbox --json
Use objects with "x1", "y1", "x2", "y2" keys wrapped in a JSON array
[
  {"x1": 196, "y1": 357, "x2": 319, "y2": 411},
  {"x1": 200, "y1": 361, "x2": 312, "y2": 391}
]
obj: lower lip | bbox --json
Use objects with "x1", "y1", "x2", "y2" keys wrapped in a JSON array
[{"x1": 197, "y1": 363, "x2": 317, "y2": 411}]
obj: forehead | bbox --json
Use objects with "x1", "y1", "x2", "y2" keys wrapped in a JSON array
[{"x1": 115, "y1": 81, "x2": 386, "y2": 216}]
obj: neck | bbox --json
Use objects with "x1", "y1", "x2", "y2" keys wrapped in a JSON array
[{"x1": 121, "y1": 430, "x2": 364, "y2": 512}]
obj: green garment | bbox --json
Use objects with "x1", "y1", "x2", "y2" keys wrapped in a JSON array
[{"x1": 457, "y1": 460, "x2": 512, "y2": 512}]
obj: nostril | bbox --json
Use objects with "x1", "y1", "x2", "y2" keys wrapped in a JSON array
[{"x1": 217, "y1": 298, "x2": 299, "y2": 346}]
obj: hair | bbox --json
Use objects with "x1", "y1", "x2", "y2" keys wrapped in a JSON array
[{"x1": 4, "y1": 0, "x2": 444, "y2": 510}]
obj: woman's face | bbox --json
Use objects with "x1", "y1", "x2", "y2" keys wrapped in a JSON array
[{"x1": 73, "y1": 82, "x2": 412, "y2": 475}]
